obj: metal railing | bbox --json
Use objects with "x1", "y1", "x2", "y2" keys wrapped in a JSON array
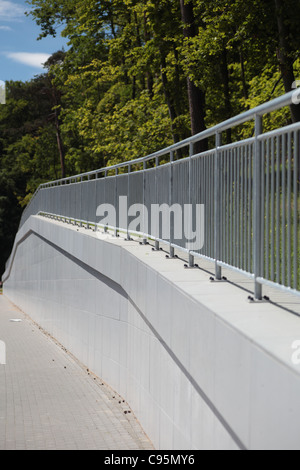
[{"x1": 17, "y1": 90, "x2": 300, "y2": 299}]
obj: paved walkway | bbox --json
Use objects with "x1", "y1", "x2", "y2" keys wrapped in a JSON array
[{"x1": 0, "y1": 294, "x2": 154, "y2": 450}]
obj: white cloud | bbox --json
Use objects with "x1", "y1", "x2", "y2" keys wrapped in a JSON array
[
  {"x1": 0, "y1": 25, "x2": 12, "y2": 30},
  {"x1": 6, "y1": 52, "x2": 51, "y2": 68},
  {"x1": 0, "y1": 1, "x2": 25, "y2": 21}
]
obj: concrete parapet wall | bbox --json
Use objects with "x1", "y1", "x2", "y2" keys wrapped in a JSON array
[{"x1": 3, "y1": 216, "x2": 300, "y2": 450}]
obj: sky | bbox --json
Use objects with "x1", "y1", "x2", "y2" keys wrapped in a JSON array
[{"x1": 0, "y1": 0, "x2": 69, "y2": 82}]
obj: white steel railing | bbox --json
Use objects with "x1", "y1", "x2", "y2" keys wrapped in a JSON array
[{"x1": 16, "y1": 90, "x2": 300, "y2": 299}]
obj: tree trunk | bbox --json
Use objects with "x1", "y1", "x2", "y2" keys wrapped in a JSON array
[
  {"x1": 132, "y1": 75, "x2": 136, "y2": 100},
  {"x1": 275, "y1": 0, "x2": 300, "y2": 123},
  {"x1": 160, "y1": 53, "x2": 181, "y2": 148},
  {"x1": 221, "y1": 47, "x2": 232, "y2": 144},
  {"x1": 52, "y1": 87, "x2": 65, "y2": 179},
  {"x1": 173, "y1": 45, "x2": 184, "y2": 117},
  {"x1": 240, "y1": 48, "x2": 249, "y2": 102},
  {"x1": 179, "y1": 0, "x2": 207, "y2": 153},
  {"x1": 55, "y1": 116, "x2": 65, "y2": 179},
  {"x1": 144, "y1": 12, "x2": 154, "y2": 99}
]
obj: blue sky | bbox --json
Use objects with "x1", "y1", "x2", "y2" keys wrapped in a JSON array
[{"x1": 0, "y1": 0, "x2": 68, "y2": 82}]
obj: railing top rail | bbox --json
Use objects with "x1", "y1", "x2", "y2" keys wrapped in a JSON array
[{"x1": 38, "y1": 89, "x2": 297, "y2": 189}]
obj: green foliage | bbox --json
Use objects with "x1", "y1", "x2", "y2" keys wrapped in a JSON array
[{"x1": 0, "y1": 0, "x2": 300, "y2": 275}]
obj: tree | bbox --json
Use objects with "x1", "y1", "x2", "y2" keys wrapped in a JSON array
[
  {"x1": 274, "y1": 0, "x2": 300, "y2": 122},
  {"x1": 179, "y1": 0, "x2": 207, "y2": 152}
]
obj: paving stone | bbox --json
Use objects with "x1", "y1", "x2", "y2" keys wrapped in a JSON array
[{"x1": 0, "y1": 295, "x2": 154, "y2": 450}]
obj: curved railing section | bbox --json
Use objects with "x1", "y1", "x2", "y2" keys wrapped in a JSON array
[{"x1": 16, "y1": 90, "x2": 300, "y2": 299}]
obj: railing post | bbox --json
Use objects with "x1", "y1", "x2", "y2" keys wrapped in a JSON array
[
  {"x1": 188, "y1": 142, "x2": 194, "y2": 268},
  {"x1": 79, "y1": 176, "x2": 83, "y2": 228},
  {"x1": 103, "y1": 170, "x2": 107, "y2": 233},
  {"x1": 115, "y1": 167, "x2": 118, "y2": 237},
  {"x1": 254, "y1": 114, "x2": 263, "y2": 300},
  {"x1": 214, "y1": 132, "x2": 222, "y2": 280},
  {"x1": 169, "y1": 150, "x2": 175, "y2": 258},
  {"x1": 94, "y1": 174, "x2": 97, "y2": 232},
  {"x1": 142, "y1": 161, "x2": 147, "y2": 245},
  {"x1": 127, "y1": 164, "x2": 132, "y2": 241},
  {"x1": 154, "y1": 156, "x2": 160, "y2": 251}
]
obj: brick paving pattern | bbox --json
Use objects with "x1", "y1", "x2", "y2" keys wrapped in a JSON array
[{"x1": 0, "y1": 295, "x2": 154, "y2": 450}]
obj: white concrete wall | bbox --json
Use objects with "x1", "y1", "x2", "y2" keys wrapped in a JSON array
[{"x1": 3, "y1": 215, "x2": 300, "y2": 450}]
